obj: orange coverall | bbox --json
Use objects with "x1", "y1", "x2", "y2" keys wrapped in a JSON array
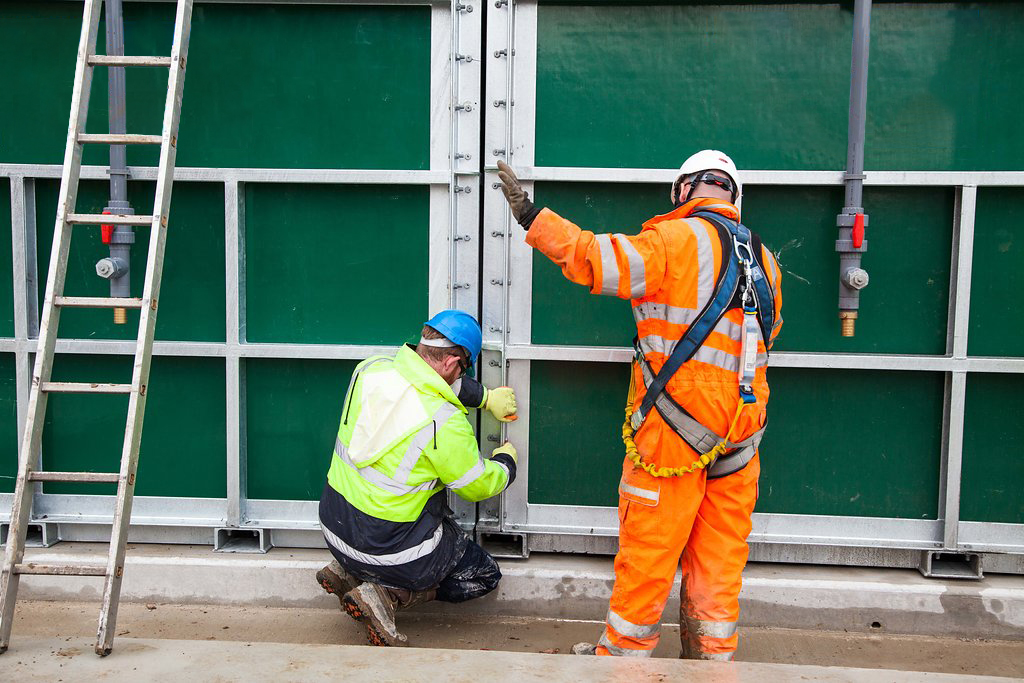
[{"x1": 526, "y1": 197, "x2": 783, "y2": 659}]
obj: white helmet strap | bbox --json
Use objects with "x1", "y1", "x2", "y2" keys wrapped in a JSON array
[{"x1": 418, "y1": 336, "x2": 457, "y2": 348}]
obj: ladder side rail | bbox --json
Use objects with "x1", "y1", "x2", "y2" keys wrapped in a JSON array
[
  {"x1": 95, "y1": 0, "x2": 194, "y2": 656},
  {"x1": 0, "y1": 0, "x2": 105, "y2": 654}
]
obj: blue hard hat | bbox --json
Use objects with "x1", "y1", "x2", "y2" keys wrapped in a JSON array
[{"x1": 424, "y1": 310, "x2": 482, "y2": 367}]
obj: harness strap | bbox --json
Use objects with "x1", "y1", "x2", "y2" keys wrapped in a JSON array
[{"x1": 637, "y1": 352, "x2": 765, "y2": 454}]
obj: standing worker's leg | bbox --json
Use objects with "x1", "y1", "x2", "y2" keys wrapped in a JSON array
[
  {"x1": 678, "y1": 454, "x2": 760, "y2": 660},
  {"x1": 595, "y1": 461, "x2": 703, "y2": 657}
]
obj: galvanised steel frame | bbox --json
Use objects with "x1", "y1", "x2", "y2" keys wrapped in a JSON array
[
  {"x1": 478, "y1": 0, "x2": 1024, "y2": 565},
  {"x1": 3, "y1": 0, "x2": 1021, "y2": 569},
  {"x1": 0, "y1": 0, "x2": 483, "y2": 548}
]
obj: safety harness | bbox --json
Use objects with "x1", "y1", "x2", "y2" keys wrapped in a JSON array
[{"x1": 623, "y1": 210, "x2": 775, "y2": 479}]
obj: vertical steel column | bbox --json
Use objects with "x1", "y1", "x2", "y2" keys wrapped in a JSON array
[
  {"x1": 481, "y1": 0, "x2": 536, "y2": 535},
  {"x1": 939, "y1": 185, "x2": 977, "y2": 549},
  {"x1": 225, "y1": 180, "x2": 246, "y2": 527},
  {"x1": 836, "y1": 0, "x2": 872, "y2": 336},
  {"x1": 430, "y1": 0, "x2": 482, "y2": 530}
]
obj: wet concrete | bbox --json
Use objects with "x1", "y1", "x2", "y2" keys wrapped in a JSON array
[{"x1": 9, "y1": 600, "x2": 1024, "y2": 678}]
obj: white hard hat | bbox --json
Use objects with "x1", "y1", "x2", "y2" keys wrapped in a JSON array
[{"x1": 671, "y1": 149, "x2": 742, "y2": 211}]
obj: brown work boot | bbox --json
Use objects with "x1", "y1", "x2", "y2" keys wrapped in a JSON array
[
  {"x1": 393, "y1": 587, "x2": 437, "y2": 611},
  {"x1": 341, "y1": 583, "x2": 408, "y2": 647},
  {"x1": 315, "y1": 560, "x2": 362, "y2": 606}
]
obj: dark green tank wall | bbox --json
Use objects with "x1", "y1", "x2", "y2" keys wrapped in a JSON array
[
  {"x1": 0, "y1": 2, "x2": 1020, "y2": 527},
  {"x1": 527, "y1": 2, "x2": 1023, "y2": 524}
]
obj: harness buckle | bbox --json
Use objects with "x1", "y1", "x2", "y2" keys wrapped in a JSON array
[{"x1": 630, "y1": 410, "x2": 644, "y2": 431}]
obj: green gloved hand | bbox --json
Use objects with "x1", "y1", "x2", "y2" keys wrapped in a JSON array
[
  {"x1": 492, "y1": 441, "x2": 518, "y2": 463},
  {"x1": 482, "y1": 386, "x2": 518, "y2": 422},
  {"x1": 497, "y1": 160, "x2": 542, "y2": 228}
]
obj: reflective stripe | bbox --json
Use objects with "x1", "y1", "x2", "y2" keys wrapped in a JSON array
[
  {"x1": 447, "y1": 458, "x2": 486, "y2": 490},
  {"x1": 689, "y1": 219, "x2": 715, "y2": 306},
  {"x1": 606, "y1": 609, "x2": 659, "y2": 640},
  {"x1": 595, "y1": 234, "x2": 618, "y2": 296},
  {"x1": 321, "y1": 520, "x2": 442, "y2": 567},
  {"x1": 764, "y1": 248, "x2": 778, "y2": 289},
  {"x1": 633, "y1": 301, "x2": 699, "y2": 327},
  {"x1": 597, "y1": 632, "x2": 653, "y2": 657},
  {"x1": 698, "y1": 202, "x2": 736, "y2": 214},
  {"x1": 336, "y1": 439, "x2": 439, "y2": 496},
  {"x1": 618, "y1": 477, "x2": 659, "y2": 504},
  {"x1": 493, "y1": 460, "x2": 511, "y2": 488},
  {"x1": 685, "y1": 616, "x2": 738, "y2": 640},
  {"x1": 614, "y1": 234, "x2": 647, "y2": 299},
  {"x1": 640, "y1": 333, "x2": 767, "y2": 371},
  {"x1": 393, "y1": 403, "x2": 459, "y2": 485}
]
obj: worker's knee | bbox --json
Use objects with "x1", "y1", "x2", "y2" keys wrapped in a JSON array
[{"x1": 436, "y1": 543, "x2": 502, "y2": 603}]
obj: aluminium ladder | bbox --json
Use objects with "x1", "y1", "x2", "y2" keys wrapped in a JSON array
[{"x1": 0, "y1": 0, "x2": 193, "y2": 656}]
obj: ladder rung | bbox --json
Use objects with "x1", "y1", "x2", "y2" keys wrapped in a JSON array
[
  {"x1": 54, "y1": 296, "x2": 145, "y2": 309},
  {"x1": 28, "y1": 471, "x2": 121, "y2": 483},
  {"x1": 88, "y1": 55, "x2": 173, "y2": 67},
  {"x1": 14, "y1": 563, "x2": 107, "y2": 577},
  {"x1": 40, "y1": 382, "x2": 133, "y2": 395},
  {"x1": 78, "y1": 133, "x2": 163, "y2": 145},
  {"x1": 67, "y1": 213, "x2": 154, "y2": 226}
]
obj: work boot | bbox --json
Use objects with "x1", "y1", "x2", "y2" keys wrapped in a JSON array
[
  {"x1": 315, "y1": 560, "x2": 362, "y2": 606},
  {"x1": 341, "y1": 583, "x2": 408, "y2": 647},
  {"x1": 571, "y1": 642, "x2": 597, "y2": 655},
  {"x1": 393, "y1": 587, "x2": 437, "y2": 611}
]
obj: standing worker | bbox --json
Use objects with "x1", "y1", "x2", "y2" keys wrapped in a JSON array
[
  {"x1": 316, "y1": 310, "x2": 519, "y2": 647},
  {"x1": 497, "y1": 151, "x2": 783, "y2": 660}
]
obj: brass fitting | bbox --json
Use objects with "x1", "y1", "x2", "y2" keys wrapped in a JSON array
[
  {"x1": 839, "y1": 310, "x2": 858, "y2": 337},
  {"x1": 113, "y1": 307, "x2": 127, "y2": 325}
]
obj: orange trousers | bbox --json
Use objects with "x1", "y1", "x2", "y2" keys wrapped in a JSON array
[{"x1": 597, "y1": 453, "x2": 760, "y2": 660}]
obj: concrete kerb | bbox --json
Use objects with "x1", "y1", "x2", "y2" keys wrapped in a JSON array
[{"x1": 13, "y1": 543, "x2": 1024, "y2": 641}]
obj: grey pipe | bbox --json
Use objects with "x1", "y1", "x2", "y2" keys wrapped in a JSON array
[
  {"x1": 101, "y1": 0, "x2": 135, "y2": 322},
  {"x1": 835, "y1": 0, "x2": 872, "y2": 337}
]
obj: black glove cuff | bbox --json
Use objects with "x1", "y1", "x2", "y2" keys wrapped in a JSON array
[{"x1": 519, "y1": 201, "x2": 542, "y2": 229}]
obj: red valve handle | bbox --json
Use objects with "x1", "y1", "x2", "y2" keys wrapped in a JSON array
[
  {"x1": 101, "y1": 210, "x2": 113, "y2": 245},
  {"x1": 852, "y1": 213, "x2": 864, "y2": 249}
]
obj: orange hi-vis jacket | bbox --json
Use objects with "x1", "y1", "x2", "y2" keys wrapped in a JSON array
[{"x1": 526, "y1": 197, "x2": 784, "y2": 470}]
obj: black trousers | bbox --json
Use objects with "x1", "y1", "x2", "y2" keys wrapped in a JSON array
[{"x1": 330, "y1": 517, "x2": 501, "y2": 603}]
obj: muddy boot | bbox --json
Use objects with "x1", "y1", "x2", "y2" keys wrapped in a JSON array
[
  {"x1": 341, "y1": 583, "x2": 408, "y2": 647},
  {"x1": 572, "y1": 642, "x2": 597, "y2": 655},
  {"x1": 393, "y1": 588, "x2": 436, "y2": 612},
  {"x1": 316, "y1": 560, "x2": 362, "y2": 607}
]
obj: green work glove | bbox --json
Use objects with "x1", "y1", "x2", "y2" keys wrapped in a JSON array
[
  {"x1": 492, "y1": 441, "x2": 518, "y2": 464},
  {"x1": 497, "y1": 161, "x2": 541, "y2": 228},
  {"x1": 482, "y1": 386, "x2": 518, "y2": 422}
]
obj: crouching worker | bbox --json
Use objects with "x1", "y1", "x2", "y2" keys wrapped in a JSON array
[{"x1": 316, "y1": 310, "x2": 518, "y2": 647}]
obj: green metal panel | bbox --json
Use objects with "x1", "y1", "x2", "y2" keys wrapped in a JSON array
[
  {"x1": 244, "y1": 184, "x2": 429, "y2": 345},
  {"x1": 245, "y1": 358, "x2": 357, "y2": 502},
  {"x1": 0, "y1": 1, "x2": 430, "y2": 170},
  {"x1": 535, "y1": 3, "x2": 1024, "y2": 171},
  {"x1": 528, "y1": 362, "x2": 943, "y2": 518},
  {"x1": 42, "y1": 354, "x2": 226, "y2": 498},
  {"x1": 968, "y1": 189, "x2": 1024, "y2": 357},
  {"x1": 756, "y1": 368, "x2": 942, "y2": 518},
  {"x1": 532, "y1": 183, "x2": 952, "y2": 355},
  {"x1": 528, "y1": 361, "x2": 631, "y2": 507},
  {"x1": 34, "y1": 179, "x2": 226, "y2": 342},
  {"x1": 0, "y1": 178, "x2": 13, "y2": 337},
  {"x1": 960, "y1": 374, "x2": 1024, "y2": 524},
  {"x1": 0, "y1": 354, "x2": 19, "y2": 494}
]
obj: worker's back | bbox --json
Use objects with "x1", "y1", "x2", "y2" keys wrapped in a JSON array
[{"x1": 631, "y1": 197, "x2": 783, "y2": 447}]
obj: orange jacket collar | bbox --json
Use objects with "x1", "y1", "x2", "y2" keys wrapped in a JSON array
[{"x1": 644, "y1": 197, "x2": 740, "y2": 229}]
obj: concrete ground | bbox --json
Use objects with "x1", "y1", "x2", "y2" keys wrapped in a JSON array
[
  {"x1": 4, "y1": 543, "x2": 1024, "y2": 680},
  {"x1": 7, "y1": 599, "x2": 1024, "y2": 679},
  {"x1": 6, "y1": 634, "x2": 1022, "y2": 683}
]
